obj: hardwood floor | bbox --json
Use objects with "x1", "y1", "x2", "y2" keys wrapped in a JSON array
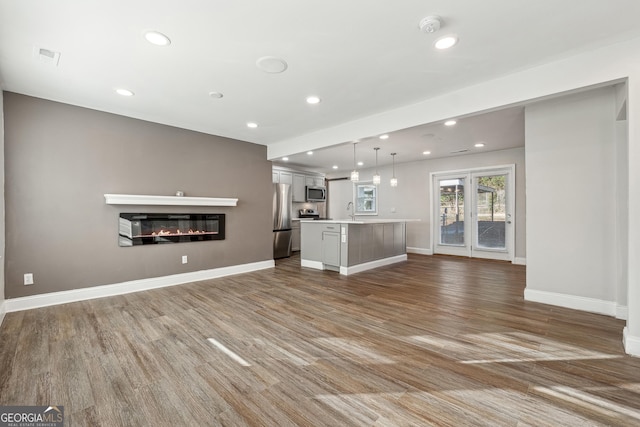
[{"x1": 2, "y1": 253, "x2": 640, "y2": 426}]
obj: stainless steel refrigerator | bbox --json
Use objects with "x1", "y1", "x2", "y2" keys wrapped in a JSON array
[{"x1": 273, "y1": 183, "x2": 292, "y2": 258}]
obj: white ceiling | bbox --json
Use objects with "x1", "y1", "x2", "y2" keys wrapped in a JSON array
[{"x1": 1, "y1": 1, "x2": 639, "y2": 173}]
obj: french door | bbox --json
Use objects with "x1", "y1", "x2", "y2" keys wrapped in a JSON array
[{"x1": 433, "y1": 166, "x2": 514, "y2": 261}]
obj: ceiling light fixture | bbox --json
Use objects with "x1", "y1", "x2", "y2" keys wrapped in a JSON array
[
  {"x1": 247, "y1": 122, "x2": 258, "y2": 128},
  {"x1": 390, "y1": 153, "x2": 398, "y2": 187},
  {"x1": 373, "y1": 147, "x2": 381, "y2": 185},
  {"x1": 144, "y1": 31, "x2": 171, "y2": 46},
  {"x1": 435, "y1": 35, "x2": 458, "y2": 50},
  {"x1": 475, "y1": 143, "x2": 485, "y2": 148},
  {"x1": 115, "y1": 88, "x2": 134, "y2": 97},
  {"x1": 332, "y1": 165, "x2": 338, "y2": 169},
  {"x1": 423, "y1": 151, "x2": 431, "y2": 155},
  {"x1": 418, "y1": 16, "x2": 442, "y2": 33},
  {"x1": 306, "y1": 96, "x2": 321, "y2": 104},
  {"x1": 379, "y1": 134, "x2": 389, "y2": 140},
  {"x1": 307, "y1": 151, "x2": 313, "y2": 155},
  {"x1": 444, "y1": 120, "x2": 457, "y2": 126},
  {"x1": 351, "y1": 142, "x2": 359, "y2": 182},
  {"x1": 282, "y1": 157, "x2": 289, "y2": 161}
]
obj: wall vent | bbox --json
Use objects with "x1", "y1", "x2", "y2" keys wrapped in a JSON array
[{"x1": 450, "y1": 148, "x2": 469, "y2": 154}]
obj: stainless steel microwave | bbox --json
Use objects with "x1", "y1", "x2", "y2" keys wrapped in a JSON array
[{"x1": 306, "y1": 186, "x2": 326, "y2": 202}]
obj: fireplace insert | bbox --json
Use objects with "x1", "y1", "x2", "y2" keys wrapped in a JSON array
[{"x1": 119, "y1": 213, "x2": 225, "y2": 246}]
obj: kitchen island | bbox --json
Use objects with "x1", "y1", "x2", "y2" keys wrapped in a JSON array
[{"x1": 300, "y1": 219, "x2": 412, "y2": 275}]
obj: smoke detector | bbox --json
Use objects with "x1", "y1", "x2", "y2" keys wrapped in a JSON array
[{"x1": 419, "y1": 16, "x2": 442, "y2": 33}]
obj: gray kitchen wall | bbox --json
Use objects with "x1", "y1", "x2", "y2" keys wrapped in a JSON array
[{"x1": 3, "y1": 92, "x2": 273, "y2": 299}]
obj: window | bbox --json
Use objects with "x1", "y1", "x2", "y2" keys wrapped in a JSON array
[{"x1": 354, "y1": 182, "x2": 377, "y2": 215}]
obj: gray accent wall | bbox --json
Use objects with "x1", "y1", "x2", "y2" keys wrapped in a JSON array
[{"x1": 3, "y1": 92, "x2": 273, "y2": 299}]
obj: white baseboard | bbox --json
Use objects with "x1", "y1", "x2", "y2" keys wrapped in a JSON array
[
  {"x1": 5, "y1": 260, "x2": 275, "y2": 313},
  {"x1": 617, "y1": 305, "x2": 629, "y2": 320},
  {"x1": 407, "y1": 247, "x2": 433, "y2": 255},
  {"x1": 623, "y1": 327, "x2": 640, "y2": 357},
  {"x1": 513, "y1": 257, "x2": 526, "y2": 265},
  {"x1": 340, "y1": 254, "x2": 408, "y2": 276},
  {"x1": 524, "y1": 288, "x2": 617, "y2": 317},
  {"x1": 0, "y1": 300, "x2": 6, "y2": 328},
  {"x1": 301, "y1": 259, "x2": 324, "y2": 270}
]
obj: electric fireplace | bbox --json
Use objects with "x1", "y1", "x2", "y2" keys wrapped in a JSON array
[{"x1": 119, "y1": 213, "x2": 225, "y2": 246}]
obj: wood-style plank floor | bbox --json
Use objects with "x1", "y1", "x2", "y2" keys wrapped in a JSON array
[{"x1": 2, "y1": 253, "x2": 640, "y2": 426}]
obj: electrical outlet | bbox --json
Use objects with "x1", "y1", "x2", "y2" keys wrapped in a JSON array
[
  {"x1": 182, "y1": 255, "x2": 188, "y2": 264},
  {"x1": 24, "y1": 273, "x2": 34, "y2": 285}
]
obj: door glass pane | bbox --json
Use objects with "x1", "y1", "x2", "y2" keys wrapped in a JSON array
[
  {"x1": 439, "y1": 179, "x2": 465, "y2": 245},
  {"x1": 475, "y1": 175, "x2": 506, "y2": 249}
]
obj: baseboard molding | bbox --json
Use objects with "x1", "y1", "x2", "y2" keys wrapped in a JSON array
[
  {"x1": 524, "y1": 288, "x2": 617, "y2": 317},
  {"x1": 407, "y1": 247, "x2": 433, "y2": 255},
  {"x1": 513, "y1": 257, "x2": 527, "y2": 265},
  {"x1": 5, "y1": 260, "x2": 275, "y2": 313},
  {"x1": 0, "y1": 300, "x2": 6, "y2": 328},
  {"x1": 300, "y1": 259, "x2": 324, "y2": 270},
  {"x1": 616, "y1": 305, "x2": 629, "y2": 320},
  {"x1": 340, "y1": 254, "x2": 408, "y2": 276},
  {"x1": 623, "y1": 327, "x2": 640, "y2": 357}
]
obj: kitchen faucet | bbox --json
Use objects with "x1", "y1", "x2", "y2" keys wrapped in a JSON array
[{"x1": 346, "y1": 201, "x2": 355, "y2": 221}]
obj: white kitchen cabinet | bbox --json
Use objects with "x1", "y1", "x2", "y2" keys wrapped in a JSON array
[
  {"x1": 305, "y1": 176, "x2": 325, "y2": 187},
  {"x1": 292, "y1": 174, "x2": 306, "y2": 202},
  {"x1": 279, "y1": 171, "x2": 293, "y2": 185},
  {"x1": 272, "y1": 171, "x2": 279, "y2": 183}
]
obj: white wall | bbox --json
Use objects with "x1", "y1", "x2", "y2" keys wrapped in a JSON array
[
  {"x1": 328, "y1": 147, "x2": 526, "y2": 257},
  {"x1": 0, "y1": 90, "x2": 5, "y2": 325},
  {"x1": 524, "y1": 87, "x2": 619, "y2": 313}
]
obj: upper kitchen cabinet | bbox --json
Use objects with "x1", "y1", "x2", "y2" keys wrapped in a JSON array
[
  {"x1": 306, "y1": 176, "x2": 325, "y2": 187},
  {"x1": 293, "y1": 174, "x2": 306, "y2": 202},
  {"x1": 272, "y1": 170, "x2": 293, "y2": 185},
  {"x1": 273, "y1": 166, "x2": 325, "y2": 202}
]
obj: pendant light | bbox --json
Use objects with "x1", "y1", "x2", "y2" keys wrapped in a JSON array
[
  {"x1": 350, "y1": 142, "x2": 359, "y2": 182},
  {"x1": 390, "y1": 153, "x2": 398, "y2": 187},
  {"x1": 372, "y1": 147, "x2": 381, "y2": 185}
]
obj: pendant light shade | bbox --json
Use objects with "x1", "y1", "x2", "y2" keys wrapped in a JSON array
[
  {"x1": 351, "y1": 142, "x2": 359, "y2": 182},
  {"x1": 372, "y1": 147, "x2": 381, "y2": 185},
  {"x1": 390, "y1": 152, "x2": 398, "y2": 187}
]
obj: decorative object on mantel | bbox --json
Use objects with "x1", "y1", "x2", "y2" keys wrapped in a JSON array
[
  {"x1": 176, "y1": 190, "x2": 184, "y2": 197},
  {"x1": 104, "y1": 194, "x2": 238, "y2": 206}
]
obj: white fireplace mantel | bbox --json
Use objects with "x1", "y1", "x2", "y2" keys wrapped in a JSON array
[{"x1": 104, "y1": 194, "x2": 238, "y2": 207}]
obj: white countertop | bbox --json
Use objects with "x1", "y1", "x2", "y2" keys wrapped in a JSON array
[{"x1": 301, "y1": 218, "x2": 420, "y2": 224}]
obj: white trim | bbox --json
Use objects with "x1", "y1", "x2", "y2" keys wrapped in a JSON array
[
  {"x1": 301, "y1": 259, "x2": 324, "y2": 270},
  {"x1": 104, "y1": 194, "x2": 238, "y2": 206},
  {"x1": 0, "y1": 300, "x2": 6, "y2": 327},
  {"x1": 623, "y1": 327, "x2": 640, "y2": 357},
  {"x1": 407, "y1": 247, "x2": 433, "y2": 255},
  {"x1": 524, "y1": 288, "x2": 617, "y2": 317},
  {"x1": 513, "y1": 257, "x2": 527, "y2": 265},
  {"x1": 5, "y1": 260, "x2": 274, "y2": 313},
  {"x1": 340, "y1": 254, "x2": 408, "y2": 275},
  {"x1": 617, "y1": 305, "x2": 629, "y2": 320}
]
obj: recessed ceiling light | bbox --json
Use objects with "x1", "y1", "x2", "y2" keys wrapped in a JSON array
[
  {"x1": 282, "y1": 157, "x2": 289, "y2": 161},
  {"x1": 115, "y1": 88, "x2": 134, "y2": 97},
  {"x1": 357, "y1": 161, "x2": 364, "y2": 166},
  {"x1": 209, "y1": 91, "x2": 224, "y2": 99},
  {"x1": 435, "y1": 35, "x2": 458, "y2": 50},
  {"x1": 144, "y1": 31, "x2": 171, "y2": 46},
  {"x1": 475, "y1": 143, "x2": 485, "y2": 148},
  {"x1": 307, "y1": 151, "x2": 313, "y2": 155},
  {"x1": 444, "y1": 120, "x2": 457, "y2": 126},
  {"x1": 306, "y1": 96, "x2": 321, "y2": 104},
  {"x1": 379, "y1": 134, "x2": 389, "y2": 140},
  {"x1": 332, "y1": 165, "x2": 339, "y2": 169},
  {"x1": 247, "y1": 122, "x2": 258, "y2": 128},
  {"x1": 256, "y1": 56, "x2": 288, "y2": 73},
  {"x1": 423, "y1": 151, "x2": 432, "y2": 155}
]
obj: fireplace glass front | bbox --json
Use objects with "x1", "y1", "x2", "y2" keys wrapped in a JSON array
[{"x1": 119, "y1": 213, "x2": 225, "y2": 246}]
